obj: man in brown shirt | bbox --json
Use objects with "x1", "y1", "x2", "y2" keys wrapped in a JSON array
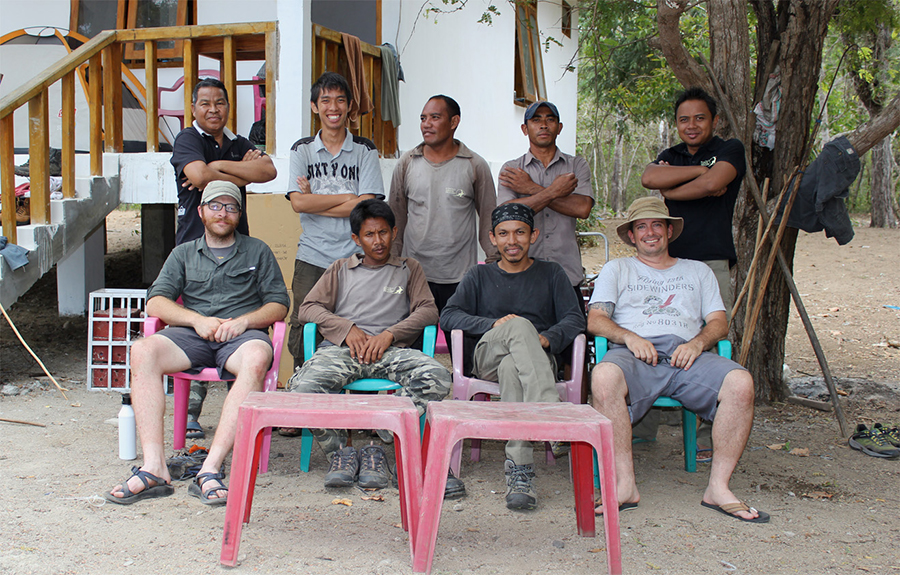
[{"x1": 288, "y1": 200, "x2": 463, "y2": 498}]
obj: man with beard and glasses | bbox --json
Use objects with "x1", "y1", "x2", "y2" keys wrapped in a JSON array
[{"x1": 106, "y1": 181, "x2": 289, "y2": 507}]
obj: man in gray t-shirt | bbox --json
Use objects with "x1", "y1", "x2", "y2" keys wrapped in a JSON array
[
  {"x1": 588, "y1": 197, "x2": 767, "y2": 523},
  {"x1": 285, "y1": 72, "x2": 384, "y2": 367},
  {"x1": 389, "y1": 95, "x2": 498, "y2": 346}
]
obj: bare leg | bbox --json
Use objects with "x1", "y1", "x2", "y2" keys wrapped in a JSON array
[
  {"x1": 590, "y1": 362, "x2": 640, "y2": 511},
  {"x1": 702, "y1": 369, "x2": 760, "y2": 520},
  {"x1": 195, "y1": 339, "x2": 272, "y2": 500},
  {"x1": 109, "y1": 335, "x2": 191, "y2": 499}
]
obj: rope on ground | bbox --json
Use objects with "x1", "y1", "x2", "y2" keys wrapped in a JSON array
[{"x1": 0, "y1": 301, "x2": 69, "y2": 400}]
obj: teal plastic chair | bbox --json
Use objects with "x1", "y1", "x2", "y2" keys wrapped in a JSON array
[
  {"x1": 593, "y1": 336, "x2": 732, "y2": 483},
  {"x1": 298, "y1": 322, "x2": 436, "y2": 472}
]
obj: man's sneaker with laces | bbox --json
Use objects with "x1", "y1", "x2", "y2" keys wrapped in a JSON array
[
  {"x1": 504, "y1": 459, "x2": 537, "y2": 510},
  {"x1": 357, "y1": 444, "x2": 391, "y2": 489},
  {"x1": 324, "y1": 446, "x2": 359, "y2": 487},
  {"x1": 848, "y1": 424, "x2": 900, "y2": 459},
  {"x1": 873, "y1": 423, "x2": 900, "y2": 448}
]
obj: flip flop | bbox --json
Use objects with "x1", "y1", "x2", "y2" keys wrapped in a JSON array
[
  {"x1": 701, "y1": 500, "x2": 770, "y2": 523},
  {"x1": 189, "y1": 471, "x2": 228, "y2": 506},
  {"x1": 105, "y1": 466, "x2": 174, "y2": 505},
  {"x1": 185, "y1": 420, "x2": 205, "y2": 439},
  {"x1": 696, "y1": 448, "x2": 713, "y2": 463},
  {"x1": 594, "y1": 501, "x2": 639, "y2": 516}
]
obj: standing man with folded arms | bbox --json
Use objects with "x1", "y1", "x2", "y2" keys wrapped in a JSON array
[{"x1": 389, "y1": 95, "x2": 498, "y2": 347}]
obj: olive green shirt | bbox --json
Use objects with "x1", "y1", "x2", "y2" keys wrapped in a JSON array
[{"x1": 148, "y1": 232, "x2": 290, "y2": 318}]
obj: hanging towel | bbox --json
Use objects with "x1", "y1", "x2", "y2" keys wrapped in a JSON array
[
  {"x1": 380, "y1": 45, "x2": 402, "y2": 127},
  {"x1": 0, "y1": 236, "x2": 30, "y2": 270},
  {"x1": 341, "y1": 33, "x2": 373, "y2": 129}
]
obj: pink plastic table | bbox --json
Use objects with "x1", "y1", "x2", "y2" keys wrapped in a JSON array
[
  {"x1": 412, "y1": 401, "x2": 622, "y2": 575},
  {"x1": 220, "y1": 392, "x2": 424, "y2": 567}
]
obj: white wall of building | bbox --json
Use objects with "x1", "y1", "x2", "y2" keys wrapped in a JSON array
[
  {"x1": 386, "y1": 0, "x2": 579, "y2": 164},
  {"x1": 0, "y1": 0, "x2": 70, "y2": 36}
]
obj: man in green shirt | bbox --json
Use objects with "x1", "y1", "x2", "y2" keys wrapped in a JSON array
[{"x1": 106, "y1": 181, "x2": 289, "y2": 507}]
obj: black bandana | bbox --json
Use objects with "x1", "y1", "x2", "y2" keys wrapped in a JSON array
[{"x1": 491, "y1": 204, "x2": 535, "y2": 230}]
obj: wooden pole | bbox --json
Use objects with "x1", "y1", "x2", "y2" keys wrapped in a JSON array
[
  {"x1": 89, "y1": 52, "x2": 102, "y2": 175},
  {"x1": 223, "y1": 35, "x2": 236, "y2": 134},
  {"x1": 700, "y1": 55, "x2": 848, "y2": 436},
  {"x1": 0, "y1": 115, "x2": 15, "y2": 243},
  {"x1": 61, "y1": 71, "x2": 76, "y2": 198},
  {"x1": 145, "y1": 41, "x2": 158, "y2": 152},
  {"x1": 28, "y1": 89, "x2": 50, "y2": 225},
  {"x1": 183, "y1": 38, "x2": 197, "y2": 127},
  {"x1": 739, "y1": 179, "x2": 769, "y2": 332}
]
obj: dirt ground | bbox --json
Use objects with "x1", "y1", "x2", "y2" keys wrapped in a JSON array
[{"x1": 1, "y1": 209, "x2": 898, "y2": 575}]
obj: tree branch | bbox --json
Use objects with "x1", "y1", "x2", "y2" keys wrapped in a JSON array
[
  {"x1": 656, "y1": 0, "x2": 710, "y2": 90},
  {"x1": 845, "y1": 92, "x2": 900, "y2": 155}
]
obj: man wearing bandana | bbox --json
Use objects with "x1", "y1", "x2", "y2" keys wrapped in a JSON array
[{"x1": 440, "y1": 204, "x2": 585, "y2": 511}]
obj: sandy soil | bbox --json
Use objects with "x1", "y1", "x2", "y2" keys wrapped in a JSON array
[{"x1": 1, "y1": 210, "x2": 898, "y2": 575}]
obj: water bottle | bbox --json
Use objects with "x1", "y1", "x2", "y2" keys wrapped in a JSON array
[{"x1": 118, "y1": 393, "x2": 137, "y2": 460}]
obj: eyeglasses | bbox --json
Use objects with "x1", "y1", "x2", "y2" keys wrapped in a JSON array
[{"x1": 205, "y1": 200, "x2": 241, "y2": 213}]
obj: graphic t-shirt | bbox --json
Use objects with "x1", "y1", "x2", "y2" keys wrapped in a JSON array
[{"x1": 589, "y1": 257, "x2": 724, "y2": 342}]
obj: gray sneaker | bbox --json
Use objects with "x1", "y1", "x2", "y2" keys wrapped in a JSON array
[
  {"x1": 324, "y1": 446, "x2": 359, "y2": 488},
  {"x1": 504, "y1": 459, "x2": 537, "y2": 511},
  {"x1": 357, "y1": 444, "x2": 391, "y2": 489}
]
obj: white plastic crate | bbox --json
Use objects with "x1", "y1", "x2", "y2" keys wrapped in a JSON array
[{"x1": 87, "y1": 288, "x2": 147, "y2": 391}]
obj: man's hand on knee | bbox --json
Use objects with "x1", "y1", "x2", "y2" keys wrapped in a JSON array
[
  {"x1": 623, "y1": 333, "x2": 658, "y2": 366},
  {"x1": 193, "y1": 316, "x2": 225, "y2": 341},
  {"x1": 671, "y1": 340, "x2": 703, "y2": 370},
  {"x1": 493, "y1": 314, "x2": 520, "y2": 328},
  {"x1": 215, "y1": 317, "x2": 249, "y2": 342},
  {"x1": 344, "y1": 326, "x2": 370, "y2": 361},
  {"x1": 358, "y1": 331, "x2": 394, "y2": 365}
]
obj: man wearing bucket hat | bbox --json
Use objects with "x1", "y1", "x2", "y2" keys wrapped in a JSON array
[
  {"x1": 588, "y1": 197, "x2": 768, "y2": 523},
  {"x1": 106, "y1": 181, "x2": 289, "y2": 507},
  {"x1": 441, "y1": 204, "x2": 585, "y2": 511}
]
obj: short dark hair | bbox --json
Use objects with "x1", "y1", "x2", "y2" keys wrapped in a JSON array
[
  {"x1": 192, "y1": 77, "x2": 229, "y2": 104},
  {"x1": 350, "y1": 199, "x2": 396, "y2": 235},
  {"x1": 311, "y1": 72, "x2": 352, "y2": 104},
  {"x1": 428, "y1": 94, "x2": 461, "y2": 119},
  {"x1": 674, "y1": 87, "x2": 717, "y2": 119}
]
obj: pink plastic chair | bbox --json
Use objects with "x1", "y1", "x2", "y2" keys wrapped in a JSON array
[
  {"x1": 252, "y1": 75, "x2": 266, "y2": 122},
  {"x1": 143, "y1": 317, "x2": 285, "y2": 474},
  {"x1": 412, "y1": 400, "x2": 622, "y2": 575},
  {"x1": 157, "y1": 69, "x2": 221, "y2": 130},
  {"x1": 448, "y1": 329, "x2": 586, "y2": 475},
  {"x1": 220, "y1": 392, "x2": 423, "y2": 567}
]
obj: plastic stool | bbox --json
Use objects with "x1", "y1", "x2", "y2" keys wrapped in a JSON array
[
  {"x1": 220, "y1": 392, "x2": 423, "y2": 568},
  {"x1": 412, "y1": 401, "x2": 621, "y2": 575}
]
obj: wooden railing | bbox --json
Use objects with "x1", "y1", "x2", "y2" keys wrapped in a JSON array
[
  {"x1": 0, "y1": 22, "x2": 276, "y2": 245},
  {"x1": 312, "y1": 24, "x2": 398, "y2": 157}
]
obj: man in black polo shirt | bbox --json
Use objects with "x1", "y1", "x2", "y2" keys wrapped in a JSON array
[
  {"x1": 170, "y1": 77, "x2": 277, "y2": 438},
  {"x1": 170, "y1": 77, "x2": 276, "y2": 245},
  {"x1": 638, "y1": 87, "x2": 746, "y2": 448}
]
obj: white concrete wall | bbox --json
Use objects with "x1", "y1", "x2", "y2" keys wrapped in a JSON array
[
  {"x1": 385, "y1": 0, "x2": 580, "y2": 164},
  {"x1": 0, "y1": 0, "x2": 70, "y2": 36}
]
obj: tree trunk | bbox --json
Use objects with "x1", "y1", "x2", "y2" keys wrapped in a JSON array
[{"x1": 870, "y1": 136, "x2": 898, "y2": 228}]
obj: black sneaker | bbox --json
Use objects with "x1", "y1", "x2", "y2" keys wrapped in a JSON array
[
  {"x1": 848, "y1": 424, "x2": 900, "y2": 459},
  {"x1": 324, "y1": 446, "x2": 359, "y2": 487},
  {"x1": 357, "y1": 444, "x2": 391, "y2": 489},
  {"x1": 504, "y1": 459, "x2": 537, "y2": 511},
  {"x1": 873, "y1": 423, "x2": 900, "y2": 448},
  {"x1": 444, "y1": 470, "x2": 466, "y2": 500}
]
